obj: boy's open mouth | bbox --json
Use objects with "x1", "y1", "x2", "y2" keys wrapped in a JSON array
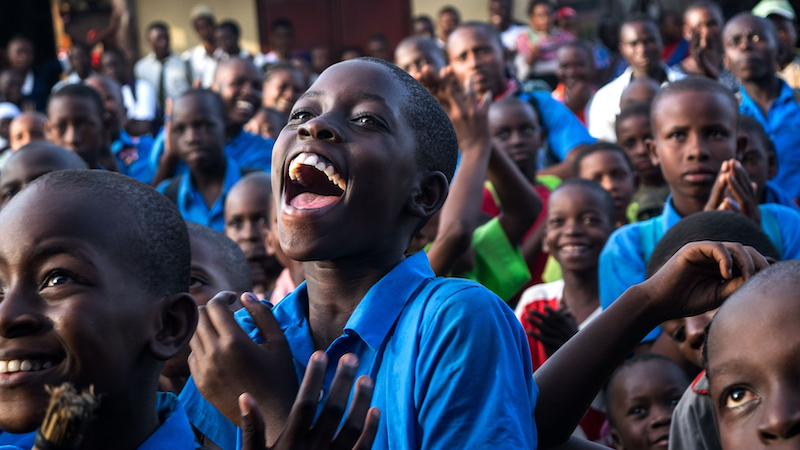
[
  {"x1": 286, "y1": 152, "x2": 346, "y2": 209},
  {"x1": 0, "y1": 356, "x2": 64, "y2": 375}
]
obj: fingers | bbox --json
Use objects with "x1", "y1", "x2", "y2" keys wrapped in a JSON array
[
  {"x1": 193, "y1": 304, "x2": 219, "y2": 352},
  {"x1": 205, "y1": 291, "x2": 246, "y2": 336},
  {"x1": 352, "y1": 408, "x2": 381, "y2": 450},
  {"x1": 311, "y1": 353, "x2": 360, "y2": 447},
  {"x1": 724, "y1": 242, "x2": 756, "y2": 281},
  {"x1": 282, "y1": 351, "x2": 328, "y2": 439},
  {"x1": 241, "y1": 292, "x2": 285, "y2": 347},
  {"x1": 240, "y1": 393, "x2": 266, "y2": 450},
  {"x1": 332, "y1": 375, "x2": 375, "y2": 449}
]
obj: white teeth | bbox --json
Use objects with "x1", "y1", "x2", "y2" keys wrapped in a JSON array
[
  {"x1": 236, "y1": 100, "x2": 254, "y2": 112},
  {"x1": 288, "y1": 152, "x2": 346, "y2": 191},
  {"x1": 0, "y1": 359, "x2": 57, "y2": 374}
]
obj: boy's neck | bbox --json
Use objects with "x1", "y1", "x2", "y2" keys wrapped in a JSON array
[
  {"x1": 191, "y1": 157, "x2": 227, "y2": 208},
  {"x1": 632, "y1": 65, "x2": 665, "y2": 83},
  {"x1": 561, "y1": 268, "x2": 600, "y2": 323},
  {"x1": 227, "y1": 122, "x2": 244, "y2": 139},
  {"x1": 670, "y1": 194, "x2": 706, "y2": 218},
  {"x1": 640, "y1": 172, "x2": 665, "y2": 187},
  {"x1": 743, "y1": 74, "x2": 781, "y2": 111},
  {"x1": 78, "y1": 387, "x2": 160, "y2": 450},
  {"x1": 303, "y1": 251, "x2": 406, "y2": 350}
]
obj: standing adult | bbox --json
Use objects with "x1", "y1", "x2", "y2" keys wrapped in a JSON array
[
  {"x1": 182, "y1": 4, "x2": 217, "y2": 88},
  {"x1": 134, "y1": 22, "x2": 192, "y2": 121}
]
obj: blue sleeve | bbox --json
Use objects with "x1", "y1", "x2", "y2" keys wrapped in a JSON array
[
  {"x1": 228, "y1": 134, "x2": 274, "y2": 172},
  {"x1": 177, "y1": 378, "x2": 238, "y2": 450},
  {"x1": 599, "y1": 224, "x2": 662, "y2": 342},
  {"x1": 0, "y1": 431, "x2": 34, "y2": 448},
  {"x1": 415, "y1": 285, "x2": 537, "y2": 449},
  {"x1": 528, "y1": 91, "x2": 595, "y2": 161},
  {"x1": 149, "y1": 128, "x2": 166, "y2": 173},
  {"x1": 764, "y1": 203, "x2": 800, "y2": 260}
]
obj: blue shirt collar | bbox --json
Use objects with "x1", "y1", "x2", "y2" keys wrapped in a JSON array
[
  {"x1": 272, "y1": 252, "x2": 436, "y2": 357},
  {"x1": 177, "y1": 154, "x2": 241, "y2": 208},
  {"x1": 138, "y1": 392, "x2": 198, "y2": 450},
  {"x1": 740, "y1": 78, "x2": 795, "y2": 111},
  {"x1": 660, "y1": 195, "x2": 684, "y2": 229}
]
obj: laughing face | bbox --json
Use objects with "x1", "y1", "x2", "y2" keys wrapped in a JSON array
[
  {"x1": 213, "y1": 58, "x2": 263, "y2": 127},
  {"x1": 272, "y1": 60, "x2": 421, "y2": 262},
  {"x1": 0, "y1": 184, "x2": 159, "y2": 432}
]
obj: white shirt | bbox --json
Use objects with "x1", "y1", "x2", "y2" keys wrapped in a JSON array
[
  {"x1": 51, "y1": 71, "x2": 94, "y2": 93},
  {"x1": 587, "y1": 64, "x2": 686, "y2": 142},
  {"x1": 121, "y1": 78, "x2": 156, "y2": 121},
  {"x1": 134, "y1": 53, "x2": 192, "y2": 108},
  {"x1": 182, "y1": 45, "x2": 216, "y2": 88},
  {"x1": 501, "y1": 24, "x2": 527, "y2": 50}
]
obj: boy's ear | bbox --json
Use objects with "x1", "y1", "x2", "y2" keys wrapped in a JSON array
[
  {"x1": 736, "y1": 133, "x2": 748, "y2": 159},
  {"x1": 645, "y1": 137, "x2": 660, "y2": 168},
  {"x1": 407, "y1": 171, "x2": 449, "y2": 219},
  {"x1": 149, "y1": 293, "x2": 199, "y2": 361},
  {"x1": 610, "y1": 429, "x2": 625, "y2": 450}
]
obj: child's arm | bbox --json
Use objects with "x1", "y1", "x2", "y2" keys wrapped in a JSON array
[
  {"x1": 425, "y1": 72, "x2": 493, "y2": 276},
  {"x1": 535, "y1": 241, "x2": 768, "y2": 448},
  {"x1": 487, "y1": 146, "x2": 542, "y2": 248}
]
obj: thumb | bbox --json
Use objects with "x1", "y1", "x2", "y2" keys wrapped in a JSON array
[
  {"x1": 241, "y1": 292, "x2": 285, "y2": 347},
  {"x1": 240, "y1": 393, "x2": 267, "y2": 450}
]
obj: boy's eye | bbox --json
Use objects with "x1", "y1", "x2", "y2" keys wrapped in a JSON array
[
  {"x1": 548, "y1": 217, "x2": 565, "y2": 227},
  {"x1": 190, "y1": 276, "x2": 208, "y2": 289},
  {"x1": 724, "y1": 387, "x2": 757, "y2": 409},
  {"x1": 1, "y1": 189, "x2": 18, "y2": 202},
  {"x1": 290, "y1": 109, "x2": 314, "y2": 122},
  {"x1": 582, "y1": 216, "x2": 601, "y2": 226},
  {"x1": 671, "y1": 325, "x2": 686, "y2": 343},
  {"x1": 227, "y1": 219, "x2": 243, "y2": 230},
  {"x1": 628, "y1": 405, "x2": 647, "y2": 417},
  {"x1": 43, "y1": 271, "x2": 76, "y2": 288},
  {"x1": 667, "y1": 131, "x2": 686, "y2": 140}
]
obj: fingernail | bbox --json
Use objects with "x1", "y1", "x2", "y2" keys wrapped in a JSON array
[
  {"x1": 244, "y1": 292, "x2": 258, "y2": 303},
  {"x1": 342, "y1": 353, "x2": 358, "y2": 368}
]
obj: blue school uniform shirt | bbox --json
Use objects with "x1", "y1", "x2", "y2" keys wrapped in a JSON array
[
  {"x1": 518, "y1": 91, "x2": 596, "y2": 165},
  {"x1": 599, "y1": 196, "x2": 800, "y2": 341},
  {"x1": 157, "y1": 155, "x2": 242, "y2": 232},
  {"x1": 764, "y1": 180, "x2": 799, "y2": 210},
  {"x1": 149, "y1": 128, "x2": 274, "y2": 176},
  {"x1": 179, "y1": 251, "x2": 538, "y2": 450},
  {"x1": 112, "y1": 130, "x2": 156, "y2": 184},
  {"x1": 0, "y1": 393, "x2": 198, "y2": 450},
  {"x1": 739, "y1": 80, "x2": 800, "y2": 199}
]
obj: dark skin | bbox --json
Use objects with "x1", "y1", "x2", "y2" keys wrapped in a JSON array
[
  {"x1": 619, "y1": 21, "x2": 667, "y2": 82},
  {"x1": 679, "y1": 6, "x2": 724, "y2": 79},
  {"x1": 555, "y1": 45, "x2": 595, "y2": 117},
  {"x1": 646, "y1": 90, "x2": 748, "y2": 219},
  {"x1": 213, "y1": 58, "x2": 263, "y2": 135},
  {"x1": 0, "y1": 183, "x2": 197, "y2": 447},
  {"x1": 535, "y1": 241, "x2": 769, "y2": 448},
  {"x1": 194, "y1": 16, "x2": 217, "y2": 53},
  {"x1": 527, "y1": 186, "x2": 614, "y2": 356},
  {"x1": 170, "y1": 94, "x2": 228, "y2": 208},
  {"x1": 0, "y1": 144, "x2": 88, "y2": 207},
  {"x1": 723, "y1": 14, "x2": 781, "y2": 116},
  {"x1": 46, "y1": 96, "x2": 105, "y2": 169},
  {"x1": 148, "y1": 27, "x2": 171, "y2": 60},
  {"x1": 616, "y1": 113, "x2": 663, "y2": 187},
  {"x1": 189, "y1": 60, "x2": 450, "y2": 444}
]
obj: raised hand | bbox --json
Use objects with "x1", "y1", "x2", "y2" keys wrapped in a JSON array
[
  {"x1": 705, "y1": 159, "x2": 761, "y2": 225},
  {"x1": 240, "y1": 352, "x2": 380, "y2": 450},
  {"x1": 189, "y1": 292, "x2": 298, "y2": 445}
]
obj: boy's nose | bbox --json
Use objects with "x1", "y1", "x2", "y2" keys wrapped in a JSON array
[
  {"x1": 298, "y1": 116, "x2": 341, "y2": 142},
  {"x1": 0, "y1": 285, "x2": 46, "y2": 339},
  {"x1": 758, "y1": 386, "x2": 800, "y2": 442},
  {"x1": 684, "y1": 135, "x2": 711, "y2": 161},
  {"x1": 648, "y1": 404, "x2": 673, "y2": 430},
  {"x1": 685, "y1": 313, "x2": 711, "y2": 350}
]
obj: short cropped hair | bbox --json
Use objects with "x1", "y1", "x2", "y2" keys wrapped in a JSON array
[
  {"x1": 738, "y1": 114, "x2": 777, "y2": 158},
  {"x1": 552, "y1": 178, "x2": 618, "y2": 225},
  {"x1": 621, "y1": 13, "x2": 658, "y2": 29},
  {"x1": 439, "y1": 5, "x2": 460, "y2": 16},
  {"x1": 606, "y1": 354, "x2": 687, "y2": 427},
  {"x1": 394, "y1": 36, "x2": 447, "y2": 69},
  {"x1": 451, "y1": 21, "x2": 505, "y2": 52},
  {"x1": 147, "y1": 21, "x2": 169, "y2": 34},
  {"x1": 264, "y1": 62, "x2": 299, "y2": 83},
  {"x1": 357, "y1": 57, "x2": 458, "y2": 182},
  {"x1": 651, "y1": 76, "x2": 739, "y2": 128},
  {"x1": 645, "y1": 210, "x2": 780, "y2": 278},
  {"x1": 271, "y1": 18, "x2": 293, "y2": 32},
  {"x1": 27, "y1": 170, "x2": 190, "y2": 296},
  {"x1": 615, "y1": 101, "x2": 651, "y2": 133},
  {"x1": 186, "y1": 222, "x2": 253, "y2": 293},
  {"x1": 176, "y1": 88, "x2": 226, "y2": 122},
  {"x1": 528, "y1": 0, "x2": 554, "y2": 16},
  {"x1": 218, "y1": 20, "x2": 241, "y2": 39},
  {"x1": 48, "y1": 83, "x2": 105, "y2": 122},
  {"x1": 572, "y1": 141, "x2": 635, "y2": 176},
  {"x1": 685, "y1": 1, "x2": 723, "y2": 21}
]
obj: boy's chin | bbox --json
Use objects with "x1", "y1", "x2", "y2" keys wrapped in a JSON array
[{"x1": 0, "y1": 401, "x2": 48, "y2": 434}]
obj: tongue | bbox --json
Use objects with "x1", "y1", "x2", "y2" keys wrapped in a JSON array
[{"x1": 290, "y1": 192, "x2": 340, "y2": 209}]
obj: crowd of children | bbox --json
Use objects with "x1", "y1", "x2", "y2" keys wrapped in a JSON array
[{"x1": 0, "y1": 0, "x2": 799, "y2": 449}]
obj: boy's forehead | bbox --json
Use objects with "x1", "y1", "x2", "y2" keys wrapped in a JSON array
[
  {"x1": 48, "y1": 96, "x2": 95, "y2": 117},
  {"x1": 621, "y1": 21, "x2": 658, "y2": 38},
  {"x1": 308, "y1": 61, "x2": 407, "y2": 110},
  {"x1": 653, "y1": 90, "x2": 736, "y2": 127}
]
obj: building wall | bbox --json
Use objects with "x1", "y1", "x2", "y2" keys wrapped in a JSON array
[
  {"x1": 411, "y1": 0, "x2": 528, "y2": 27},
  {"x1": 136, "y1": 0, "x2": 261, "y2": 56}
]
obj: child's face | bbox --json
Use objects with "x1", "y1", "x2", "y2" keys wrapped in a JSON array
[
  {"x1": 737, "y1": 128, "x2": 772, "y2": 200},
  {"x1": 707, "y1": 285, "x2": 800, "y2": 447},
  {"x1": 555, "y1": 46, "x2": 593, "y2": 85},
  {"x1": 0, "y1": 156, "x2": 71, "y2": 207},
  {"x1": 619, "y1": 80, "x2": 659, "y2": 109},
  {"x1": 189, "y1": 236, "x2": 242, "y2": 308},
  {"x1": 530, "y1": 4, "x2": 554, "y2": 32},
  {"x1": 609, "y1": 360, "x2": 689, "y2": 450},
  {"x1": 620, "y1": 21, "x2": 662, "y2": 75},
  {"x1": 395, "y1": 43, "x2": 446, "y2": 80},
  {"x1": 263, "y1": 69, "x2": 304, "y2": 115},
  {"x1": 225, "y1": 186, "x2": 270, "y2": 261},
  {"x1": 9, "y1": 115, "x2": 46, "y2": 151},
  {"x1": 488, "y1": 101, "x2": 541, "y2": 176},
  {"x1": 447, "y1": 26, "x2": 507, "y2": 97},
  {"x1": 617, "y1": 114, "x2": 659, "y2": 181},
  {"x1": 101, "y1": 52, "x2": 125, "y2": 82},
  {"x1": 0, "y1": 72, "x2": 23, "y2": 104},
  {"x1": 543, "y1": 185, "x2": 614, "y2": 272},
  {"x1": 214, "y1": 60, "x2": 263, "y2": 126},
  {"x1": 0, "y1": 186, "x2": 159, "y2": 432},
  {"x1": 661, "y1": 309, "x2": 717, "y2": 369},
  {"x1": 273, "y1": 60, "x2": 419, "y2": 262},
  {"x1": 723, "y1": 15, "x2": 777, "y2": 83},
  {"x1": 170, "y1": 95, "x2": 227, "y2": 170},
  {"x1": 85, "y1": 77, "x2": 125, "y2": 133},
  {"x1": 215, "y1": 27, "x2": 238, "y2": 55},
  {"x1": 683, "y1": 7, "x2": 722, "y2": 42},
  {"x1": 438, "y1": 11, "x2": 459, "y2": 37},
  {"x1": 577, "y1": 150, "x2": 636, "y2": 224},
  {"x1": 649, "y1": 91, "x2": 739, "y2": 207},
  {"x1": 0, "y1": 118, "x2": 12, "y2": 141},
  {"x1": 46, "y1": 96, "x2": 104, "y2": 167}
]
